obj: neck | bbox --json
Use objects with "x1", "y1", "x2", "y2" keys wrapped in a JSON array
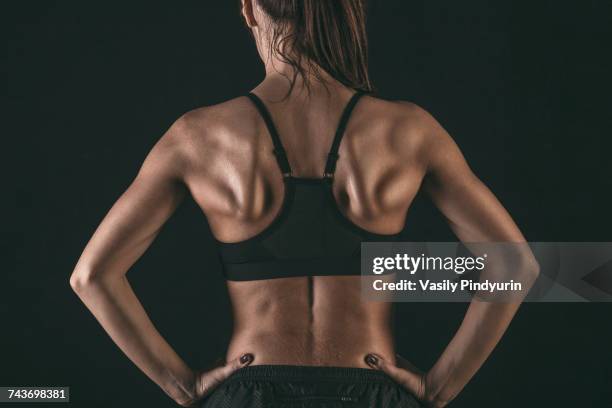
[{"x1": 259, "y1": 55, "x2": 349, "y2": 100}]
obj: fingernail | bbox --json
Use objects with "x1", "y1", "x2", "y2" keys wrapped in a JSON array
[
  {"x1": 240, "y1": 353, "x2": 253, "y2": 365},
  {"x1": 365, "y1": 354, "x2": 378, "y2": 367}
]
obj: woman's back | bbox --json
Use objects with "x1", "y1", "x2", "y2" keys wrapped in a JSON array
[
  {"x1": 70, "y1": 1, "x2": 532, "y2": 405},
  {"x1": 174, "y1": 83, "x2": 429, "y2": 367},
  {"x1": 181, "y1": 86, "x2": 426, "y2": 241}
]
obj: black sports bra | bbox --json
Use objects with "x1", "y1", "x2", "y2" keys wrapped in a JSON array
[{"x1": 215, "y1": 91, "x2": 402, "y2": 281}]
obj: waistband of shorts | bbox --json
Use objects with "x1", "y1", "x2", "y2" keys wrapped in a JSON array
[{"x1": 226, "y1": 365, "x2": 394, "y2": 384}]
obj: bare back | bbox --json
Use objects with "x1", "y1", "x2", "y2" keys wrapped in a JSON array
[
  {"x1": 71, "y1": 80, "x2": 529, "y2": 406},
  {"x1": 69, "y1": 2, "x2": 532, "y2": 403},
  {"x1": 175, "y1": 87, "x2": 431, "y2": 367}
]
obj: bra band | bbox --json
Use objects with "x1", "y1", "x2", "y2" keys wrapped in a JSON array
[{"x1": 246, "y1": 91, "x2": 366, "y2": 178}]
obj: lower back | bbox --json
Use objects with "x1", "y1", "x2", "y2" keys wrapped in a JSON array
[{"x1": 225, "y1": 275, "x2": 396, "y2": 367}]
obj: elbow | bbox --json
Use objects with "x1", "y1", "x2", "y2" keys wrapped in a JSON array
[
  {"x1": 497, "y1": 246, "x2": 540, "y2": 287},
  {"x1": 519, "y1": 253, "x2": 540, "y2": 286},
  {"x1": 69, "y1": 264, "x2": 103, "y2": 293},
  {"x1": 504, "y1": 251, "x2": 540, "y2": 298}
]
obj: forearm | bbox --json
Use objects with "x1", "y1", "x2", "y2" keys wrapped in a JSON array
[
  {"x1": 71, "y1": 272, "x2": 196, "y2": 405},
  {"x1": 424, "y1": 301, "x2": 520, "y2": 406}
]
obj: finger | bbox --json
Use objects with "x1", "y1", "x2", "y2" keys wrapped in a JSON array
[
  {"x1": 365, "y1": 354, "x2": 425, "y2": 400},
  {"x1": 198, "y1": 353, "x2": 254, "y2": 397},
  {"x1": 365, "y1": 353, "x2": 405, "y2": 379},
  {"x1": 395, "y1": 354, "x2": 427, "y2": 400}
]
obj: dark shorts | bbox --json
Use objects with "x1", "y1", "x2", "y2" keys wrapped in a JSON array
[{"x1": 199, "y1": 365, "x2": 422, "y2": 408}]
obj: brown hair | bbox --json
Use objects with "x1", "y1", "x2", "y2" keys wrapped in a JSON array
[{"x1": 246, "y1": 0, "x2": 373, "y2": 94}]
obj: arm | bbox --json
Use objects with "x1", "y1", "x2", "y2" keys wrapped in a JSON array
[
  {"x1": 69, "y1": 125, "x2": 196, "y2": 404},
  {"x1": 419, "y1": 113, "x2": 539, "y2": 406},
  {"x1": 70, "y1": 121, "x2": 252, "y2": 406},
  {"x1": 366, "y1": 108, "x2": 539, "y2": 407}
]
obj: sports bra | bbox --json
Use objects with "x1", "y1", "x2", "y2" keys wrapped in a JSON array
[{"x1": 215, "y1": 90, "x2": 402, "y2": 281}]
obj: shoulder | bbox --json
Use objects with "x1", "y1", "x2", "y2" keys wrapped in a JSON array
[
  {"x1": 166, "y1": 96, "x2": 256, "y2": 148},
  {"x1": 353, "y1": 95, "x2": 452, "y2": 168},
  {"x1": 153, "y1": 96, "x2": 260, "y2": 172}
]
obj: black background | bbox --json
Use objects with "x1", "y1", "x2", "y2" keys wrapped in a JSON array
[{"x1": 4, "y1": 1, "x2": 612, "y2": 407}]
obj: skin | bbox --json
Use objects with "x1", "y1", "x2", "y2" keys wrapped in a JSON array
[{"x1": 70, "y1": 1, "x2": 539, "y2": 407}]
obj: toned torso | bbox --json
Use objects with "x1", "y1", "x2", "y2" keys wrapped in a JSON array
[
  {"x1": 72, "y1": 70, "x2": 526, "y2": 406},
  {"x1": 177, "y1": 86, "x2": 431, "y2": 368}
]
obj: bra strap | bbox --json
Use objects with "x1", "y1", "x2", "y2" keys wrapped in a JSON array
[
  {"x1": 324, "y1": 91, "x2": 366, "y2": 178},
  {"x1": 246, "y1": 92, "x2": 292, "y2": 176}
]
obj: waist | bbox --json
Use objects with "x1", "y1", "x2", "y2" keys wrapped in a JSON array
[
  {"x1": 223, "y1": 364, "x2": 395, "y2": 384},
  {"x1": 200, "y1": 365, "x2": 422, "y2": 408},
  {"x1": 227, "y1": 324, "x2": 395, "y2": 367},
  {"x1": 225, "y1": 275, "x2": 395, "y2": 366}
]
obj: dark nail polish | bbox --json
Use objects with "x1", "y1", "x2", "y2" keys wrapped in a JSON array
[
  {"x1": 240, "y1": 353, "x2": 253, "y2": 364},
  {"x1": 365, "y1": 354, "x2": 378, "y2": 366}
]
